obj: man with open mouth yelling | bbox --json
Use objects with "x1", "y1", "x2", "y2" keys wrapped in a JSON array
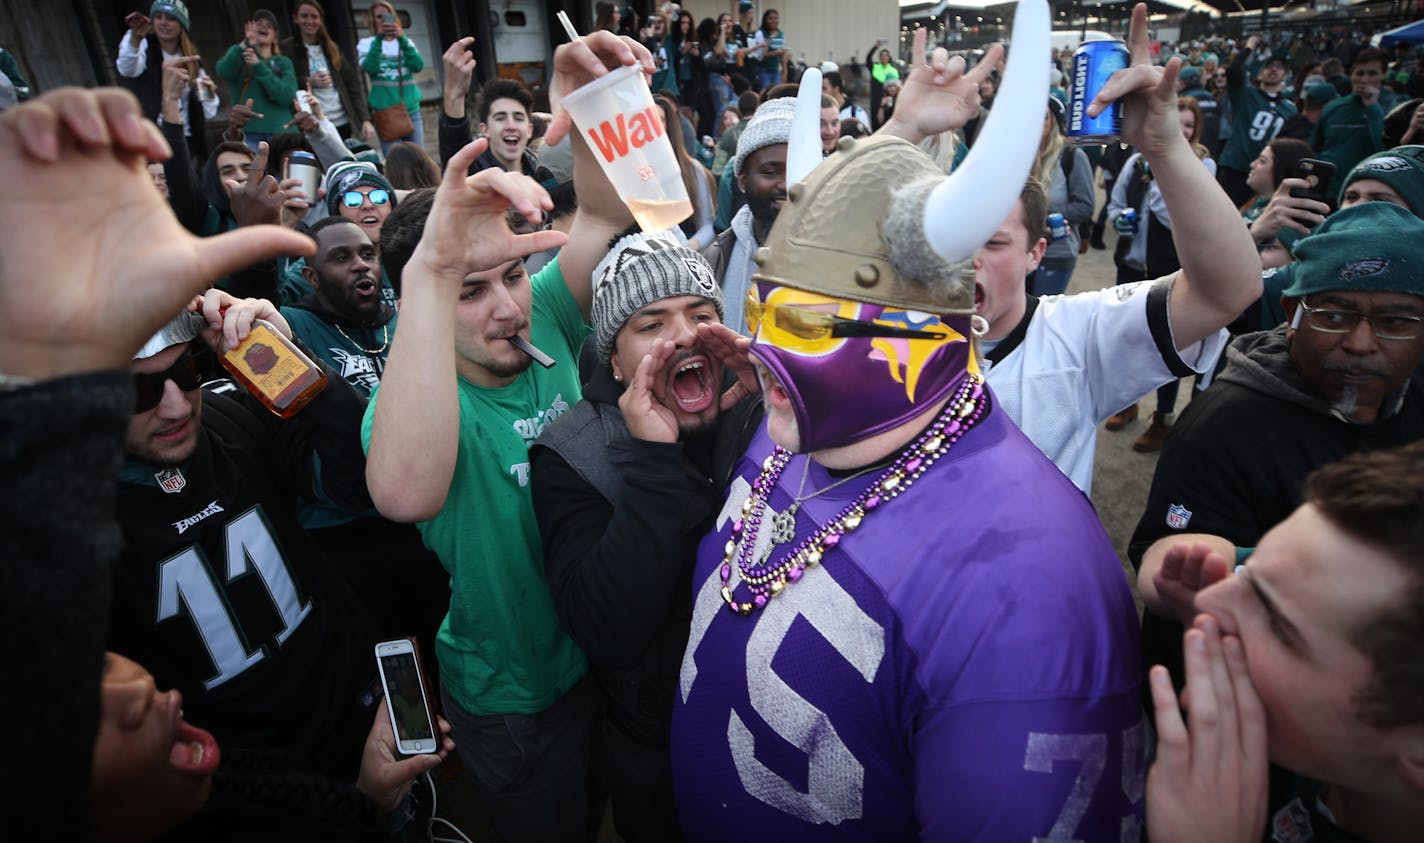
[
  {"x1": 530, "y1": 231, "x2": 759, "y2": 841},
  {"x1": 596, "y1": 233, "x2": 730, "y2": 437},
  {"x1": 475, "y1": 78, "x2": 538, "y2": 177}
]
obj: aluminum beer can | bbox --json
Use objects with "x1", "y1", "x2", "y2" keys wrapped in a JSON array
[
  {"x1": 1120, "y1": 207, "x2": 1138, "y2": 236},
  {"x1": 1068, "y1": 40, "x2": 1130, "y2": 144},
  {"x1": 1047, "y1": 212, "x2": 1068, "y2": 241}
]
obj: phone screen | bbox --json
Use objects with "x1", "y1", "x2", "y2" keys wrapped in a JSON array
[{"x1": 378, "y1": 650, "x2": 434, "y2": 742}]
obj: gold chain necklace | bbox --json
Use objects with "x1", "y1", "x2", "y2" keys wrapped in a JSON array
[{"x1": 333, "y1": 321, "x2": 390, "y2": 355}]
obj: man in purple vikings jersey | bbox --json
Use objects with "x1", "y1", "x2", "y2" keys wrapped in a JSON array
[{"x1": 670, "y1": 3, "x2": 1149, "y2": 838}]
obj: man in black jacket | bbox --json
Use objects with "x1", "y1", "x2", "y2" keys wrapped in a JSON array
[
  {"x1": 1130, "y1": 202, "x2": 1424, "y2": 691},
  {"x1": 437, "y1": 36, "x2": 538, "y2": 177},
  {"x1": 531, "y1": 232, "x2": 759, "y2": 843}
]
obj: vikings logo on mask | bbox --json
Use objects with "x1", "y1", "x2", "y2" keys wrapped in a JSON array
[{"x1": 748, "y1": 282, "x2": 974, "y2": 452}]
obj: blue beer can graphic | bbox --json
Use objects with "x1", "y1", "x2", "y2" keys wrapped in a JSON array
[
  {"x1": 1119, "y1": 207, "x2": 1138, "y2": 236},
  {"x1": 1047, "y1": 212, "x2": 1067, "y2": 240},
  {"x1": 1068, "y1": 40, "x2": 1129, "y2": 144}
]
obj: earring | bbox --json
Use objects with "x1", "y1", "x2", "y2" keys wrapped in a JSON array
[{"x1": 970, "y1": 314, "x2": 989, "y2": 338}]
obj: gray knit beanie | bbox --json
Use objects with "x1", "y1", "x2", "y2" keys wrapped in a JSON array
[
  {"x1": 591, "y1": 231, "x2": 724, "y2": 363},
  {"x1": 732, "y1": 97, "x2": 797, "y2": 179}
]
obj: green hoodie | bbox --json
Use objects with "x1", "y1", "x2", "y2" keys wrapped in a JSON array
[{"x1": 216, "y1": 44, "x2": 297, "y2": 134}]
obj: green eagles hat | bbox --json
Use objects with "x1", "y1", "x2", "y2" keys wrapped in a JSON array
[
  {"x1": 1337, "y1": 146, "x2": 1424, "y2": 216},
  {"x1": 1179, "y1": 66, "x2": 1202, "y2": 85},
  {"x1": 1284, "y1": 202, "x2": 1424, "y2": 300},
  {"x1": 1304, "y1": 82, "x2": 1339, "y2": 107}
]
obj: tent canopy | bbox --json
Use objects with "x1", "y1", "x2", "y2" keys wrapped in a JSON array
[{"x1": 1374, "y1": 19, "x2": 1424, "y2": 48}]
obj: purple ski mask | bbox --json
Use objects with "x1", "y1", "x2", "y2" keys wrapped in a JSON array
[{"x1": 748, "y1": 281, "x2": 976, "y2": 452}]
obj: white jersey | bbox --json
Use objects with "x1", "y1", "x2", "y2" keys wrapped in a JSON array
[{"x1": 981, "y1": 277, "x2": 1227, "y2": 493}]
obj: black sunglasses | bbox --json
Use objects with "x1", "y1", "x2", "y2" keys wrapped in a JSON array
[{"x1": 133, "y1": 346, "x2": 212, "y2": 413}]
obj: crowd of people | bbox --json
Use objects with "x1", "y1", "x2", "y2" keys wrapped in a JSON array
[{"x1": 2, "y1": 2, "x2": 1423, "y2": 843}]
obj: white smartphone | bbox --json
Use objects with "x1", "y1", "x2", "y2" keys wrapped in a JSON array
[{"x1": 374, "y1": 639, "x2": 438, "y2": 756}]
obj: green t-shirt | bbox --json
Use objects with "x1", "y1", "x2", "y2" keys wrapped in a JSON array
[
  {"x1": 361, "y1": 258, "x2": 590, "y2": 716},
  {"x1": 1220, "y1": 83, "x2": 1297, "y2": 173}
]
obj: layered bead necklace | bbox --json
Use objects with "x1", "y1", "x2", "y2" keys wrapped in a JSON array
[{"x1": 720, "y1": 373, "x2": 986, "y2": 615}]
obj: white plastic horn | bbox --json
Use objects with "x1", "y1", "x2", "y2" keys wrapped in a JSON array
[
  {"x1": 786, "y1": 67, "x2": 825, "y2": 185},
  {"x1": 923, "y1": 0, "x2": 1051, "y2": 262}
]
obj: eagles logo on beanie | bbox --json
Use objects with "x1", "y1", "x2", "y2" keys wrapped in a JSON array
[
  {"x1": 1285, "y1": 202, "x2": 1424, "y2": 300},
  {"x1": 1337, "y1": 146, "x2": 1424, "y2": 217},
  {"x1": 322, "y1": 161, "x2": 397, "y2": 217}
]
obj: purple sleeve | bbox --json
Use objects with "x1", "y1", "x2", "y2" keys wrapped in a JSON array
[{"x1": 916, "y1": 697, "x2": 1146, "y2": 841}]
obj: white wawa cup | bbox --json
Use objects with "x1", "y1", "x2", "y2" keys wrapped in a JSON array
[{"x1": 560, "y1": 64, "x2": 693, "y2": 233}]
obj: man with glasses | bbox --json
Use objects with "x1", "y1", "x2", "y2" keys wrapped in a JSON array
[
  {"x1": 113, "y1": 290, "x2": 384, "y2": 781},
  {"x1": 324, "y1": 160, "x2": 396, "y2": 246},
  {"x1": 1130, "y1": 201, "x2": 1424, "y2": 689}
]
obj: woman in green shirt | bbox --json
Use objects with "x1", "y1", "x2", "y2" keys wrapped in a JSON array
[
  {"x1": 360, "y1": 1, "x2": 426, "y2": 154},
  {"x1": 215, "y1": 10, "x2": 297, "y2": 150}
]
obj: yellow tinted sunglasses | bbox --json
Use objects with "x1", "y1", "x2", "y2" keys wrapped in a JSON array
[{"x1": 745, "y1": 291, "x2": 949, "y2": 341}]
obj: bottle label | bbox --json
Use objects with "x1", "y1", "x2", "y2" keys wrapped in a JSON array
[{"x1": 225, "y1": 324, "x2": 310, "y2": 402}]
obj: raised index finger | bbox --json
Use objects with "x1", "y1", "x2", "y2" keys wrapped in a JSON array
[
  {"x1": 911, "y1": 27, "x2": 927, "y2": 68},
  {"x1": 1127, "y1": 3, "x2": 1150, "y2": 67}
]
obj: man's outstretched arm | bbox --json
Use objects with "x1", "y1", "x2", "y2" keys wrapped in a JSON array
[{"x1": 1090, "y1": 4, "x2": 1260, "y2": 350}]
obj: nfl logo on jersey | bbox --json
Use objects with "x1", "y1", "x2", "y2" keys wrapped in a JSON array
[
  {"x1": 1165, "y1": 503, "x2": 1192, "y2": 530},
  {"x1": 1270, "y1": 797, "x2": 1313, "y2": 843},
  {"x1": 155, "y1": 467, "x2": 187, "y2": 495}
]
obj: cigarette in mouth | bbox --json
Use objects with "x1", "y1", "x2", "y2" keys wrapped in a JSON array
[{"x1": 507, "y1": 335, "x2": 555, "y2": 368}]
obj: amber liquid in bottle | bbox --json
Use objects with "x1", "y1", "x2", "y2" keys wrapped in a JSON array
[{"x1": 218, "y1": 319, "x2": 327, "y2": 418}]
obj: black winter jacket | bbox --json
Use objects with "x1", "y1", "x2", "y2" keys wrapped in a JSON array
[{"x1": 530, "y1": 359, "x2": 759, "y2": 744}]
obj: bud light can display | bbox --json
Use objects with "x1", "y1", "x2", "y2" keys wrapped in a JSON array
[
  {"x1": 1120, "y1": 208, "x2": 1138, "y2": 236},
  {"x1": 1047, "y1": 212, "x2": 1068, "y2": 241},
  {"x1": 1068, "y1": 39, "x2": 1129, "y2": 144}
]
